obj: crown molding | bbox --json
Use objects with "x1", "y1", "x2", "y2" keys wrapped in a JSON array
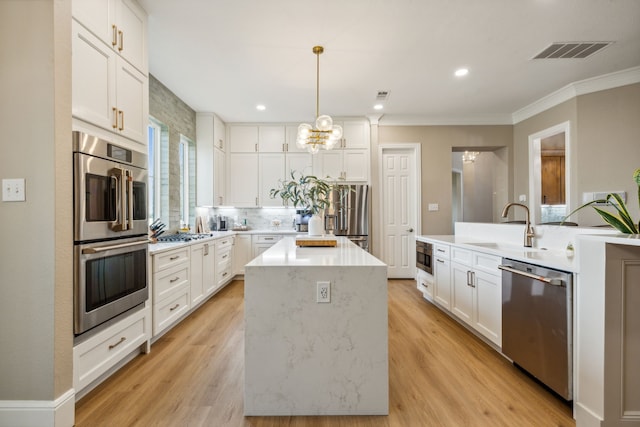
[
  {"x1": 378, "y1": 114, "x2": 513, "y2": 126},
  {"x1": 512, "y1": 66, "x2": 640, "y2": 124}
]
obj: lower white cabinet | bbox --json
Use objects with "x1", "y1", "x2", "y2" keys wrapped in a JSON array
[
  {"x1": 233, "y1": 234, "x2": 252, "y2": 275},
  {"x1": 73, "y1": 305, "x2": 150, "y2": 393},
  {"x1": 152, "y1": 246, "x2": 190, "y2": 337},
  {"x1": 418, "y1": 240, "x2": 502, "y2": 347},
  {"x1": 191, "y1": 241, "x2": 215, "y2": 306},
  {"x1": 433, "y1": 244, "x2": 452, "y2": 309},
  {"x1": 416, "y1": 269, "x2": 434, "y2": 300},
  {"x1": 252, "y1": 234, "x2": 283, "y2": 257},
  {"x1": 450, "y1": 247, "x2": 502, "y2": 346},
  {"x1": 215, "y1": 236, "x2": 234, "y2": 289}
]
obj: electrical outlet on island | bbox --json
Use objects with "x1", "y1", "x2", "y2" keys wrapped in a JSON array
[{"x1": 317, "y1": 281, "x2": 330, "y2": 303}]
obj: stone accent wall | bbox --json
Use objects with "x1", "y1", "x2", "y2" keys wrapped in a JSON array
[{"x1": 149, "y1": 74, "x2": 197, "y2": 230}]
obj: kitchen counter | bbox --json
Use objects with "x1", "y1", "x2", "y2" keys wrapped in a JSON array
[
  {"x1": 148, "y1": 231, "x2": 235, "y2": 255},
  {"x1": 244, "y1": 237, "x2": 388, "y2": 416},
  {"x1": 417, "y1": 234, "x2": 576, "y2": 272}
]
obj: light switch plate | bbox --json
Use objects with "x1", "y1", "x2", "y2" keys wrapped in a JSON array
[
  {"x1": 2, "y1": 178, "x2": 25, "y2": 202},
  {"x1": 428, "y1": 203, "x2": 439, "y2": 211}
]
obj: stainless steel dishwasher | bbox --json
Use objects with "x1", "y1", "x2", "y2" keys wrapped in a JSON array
[{"x1": 499, "y1": 259, "x2": 573, "y2": 401}]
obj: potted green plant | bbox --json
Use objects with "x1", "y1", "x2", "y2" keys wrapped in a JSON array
[
  {"x1": 563, "y1": 168, "x2": 640, "y2": 233},
  {"x1": 270, "y1": 172, "x2": 334, "y2": 235}
]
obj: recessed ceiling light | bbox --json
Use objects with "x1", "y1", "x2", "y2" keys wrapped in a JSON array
[
  {"x1": 454, "y1": 68, "x2": 469, "y2": 77},
  {"x1": 256, "y1": 104, "x2": 266, "y2": 111},
  {"x1": 373, "y1": 104, "x2": 384, "y2": 110}
]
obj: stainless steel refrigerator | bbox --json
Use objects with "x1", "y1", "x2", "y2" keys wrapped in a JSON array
[{"x1": 324, "y1": 184, "x2": 369, "y2": 251}]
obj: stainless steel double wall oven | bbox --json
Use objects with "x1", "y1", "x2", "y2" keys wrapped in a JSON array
[{"x1": 73, "y1": 131, "x2": 149, "y2": 336}]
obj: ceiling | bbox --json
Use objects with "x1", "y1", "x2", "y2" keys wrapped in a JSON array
[{"x1": 137, "y1": 0, "x2": 640, "y2": 125}]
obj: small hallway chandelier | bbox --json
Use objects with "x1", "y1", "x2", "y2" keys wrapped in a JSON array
[
  {"x1": 296, "y1": 46, "x2": 342, "y2": 154},
  {"x1": 462, "y1": 151, "x2": 480, "y2": 163}
]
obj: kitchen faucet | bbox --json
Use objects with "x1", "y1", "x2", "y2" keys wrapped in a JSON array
[{"x1": 501, "y1": 202, "x2": 535, "y2": 247}]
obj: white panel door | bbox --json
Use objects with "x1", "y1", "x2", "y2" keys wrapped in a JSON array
[
  {"x1": 381, "y1": 148, "x2": 417, "y2": 278},
  {"x1": 227, "y1": 153, "x2": 258, "y2": 206},
  {"x1": 115, "y1": 56, "x2": 147, "y2": 143}
]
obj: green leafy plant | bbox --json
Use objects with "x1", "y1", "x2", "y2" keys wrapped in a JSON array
[
  {"x1": 269, "y1": 171, "x2": 334, "y2": 215},
  {"x1": 563, "y1": 168, "x2": 640, "y2": 233}
]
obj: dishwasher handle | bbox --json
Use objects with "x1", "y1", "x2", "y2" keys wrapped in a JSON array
[{"x1": 498, "y1": 264, "x2": 564, "y2": 287}]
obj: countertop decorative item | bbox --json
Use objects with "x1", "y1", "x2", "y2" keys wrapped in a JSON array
[
  {"x1": 563, "y1": 168, "x2": 640, "y2": 233},
  {"x1": 269, "y1": 171, "x2": 333, "y2": 215}
]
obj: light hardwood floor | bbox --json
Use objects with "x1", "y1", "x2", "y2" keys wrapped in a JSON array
[{"x1": 75, "y1": 279, "x2": 575, "y2": 426}]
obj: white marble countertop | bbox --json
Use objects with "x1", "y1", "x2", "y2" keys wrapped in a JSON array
[
  {"x1": 417, "y1": 234, "x2": 576, "y2": 272},
  {"x1": 246, "y1": 236, "x2": 386, "y2": 267},
  {"x1": 148, "y1": 231, "x2": 236, "y2": 254}
]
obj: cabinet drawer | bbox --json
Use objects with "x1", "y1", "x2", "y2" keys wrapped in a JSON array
[
  {"x1": 434, "y1": 244, "x2": 450, "y2": 259},
  {"x1": 473, "y1": 252, "x2": 501, "y2": 276},
  {"x1": 154, "y1": 265, "x2": 189, "y2": 301},
  {"x1": 216, "y1": 261, "x2": 233, "y2": 286},
  {"x1": 451, "y1": 247, "x2": 472, "y2": 265},
  {"x1": 74, "y1": 307, "x2": 149, "y2": 391},
  {"x1": 153, "y1": 247, "x2": 189, "y2": 272},
  {"x1": 254, "y1": 234, "x2": 282, "y2": 244},
  {"x1": 153, "y1": 288, "x2": 190, "y2": 336},
  {"x1": 216, "y1": 236, "x2": 234, "y2": 250},
  {"x1": 216, "y1": 247, "x2": 232, "y2": 262}
]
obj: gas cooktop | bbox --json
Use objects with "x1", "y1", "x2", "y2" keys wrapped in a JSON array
[{"x1": 156, "y1": 233, "x2": 216, "y2": 243}]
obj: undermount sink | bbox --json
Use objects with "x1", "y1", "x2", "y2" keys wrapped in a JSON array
[{"x1": 465, "y1": 242, "x2": 547, "y2": 252}]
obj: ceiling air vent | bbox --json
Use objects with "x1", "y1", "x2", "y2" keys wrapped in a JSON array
[
  {"x1": 533, "y1": 42, "x2": 612, "y2": 59},
  {"x1": 376, "y1": 91, "x2": 389, "y2": 101}
]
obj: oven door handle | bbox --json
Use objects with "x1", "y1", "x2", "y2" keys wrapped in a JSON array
[
  {"x1": 126, "y1": 169, "x2": 134, "y2": 231},
  {"x1": 110, "y1": 167, "x2": 128, "y2": 232},
  {"x1": 498, "y1": 264, "x2": 564, "y2": 286},
  {"x1": 82, "y1": 240, "x2": 148, "y2": 254}
]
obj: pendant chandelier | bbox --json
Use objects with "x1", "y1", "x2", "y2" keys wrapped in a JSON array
[
  {"x1": 462, "y1": 151, "x2": 480, "y2": 163},
  {"x1": 296, "y1": 46, "x2": 342, "y2": 154}
]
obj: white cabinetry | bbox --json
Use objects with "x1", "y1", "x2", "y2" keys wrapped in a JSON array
[
  {"x1": 252, "y1": 234, "x2": 283, "y2": 257},
  {"x1": 259, "y1": 153, "x2": 286, "y2": 207},
  {"x1": 72, "y1": 21, "x2": 148, "y2": 143},
  {"x1": 229, "y1": 125, "x2": 258, "y2": 152},
  {"x1": 72, "y1": 0, "x2": 147, "y2": 74},
  {"x1": 433, "y1": 244, "x2": 452, "y2": 310},
  {"x1": 233, "y1": 234, "x2": 253, "y2": 275},
  {"x1": 73, "y1": 305, "x2": 150, "y2": 393},
  {"x1": 190, "y1": 241, "x2": 214, "y2": 307},
  {"x1": 215, "y1": 236, "x2": 234, "y2": 289},
  {"x1": 450, "y1": 247, "x2": 502, "y2": 346},
  {"x1": 152, "y1": 247, "x2": 190, "y2": 337},
  {"x1": 228, "y1": 153, "x2": 259, "y2": 207},
  {"x1": 416, "y1": 269, "x2": 434, "y2": 300},
  {"x1": 312, "y1": 120, "x2": 370, "y2": 181},
  {"x1": 196, "y1": 113, "x2": 226, "y2": 206}
]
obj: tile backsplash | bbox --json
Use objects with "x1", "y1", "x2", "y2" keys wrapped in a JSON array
[{"x1": 196, "y1": 207, "x2": 301, "y2": 231}]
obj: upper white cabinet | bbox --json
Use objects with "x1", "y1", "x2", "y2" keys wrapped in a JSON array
[
  {"x1": 312, "y1": 119, "x2": 370, "y2": 181},
  {"x1": 259, "y1": 154, "x2": 286, "y2": 207},
  {"x1": 72, "y1": 21, "x2": 148, "y2": 143},
  {"x1": 229, "y1": 125, "x2": 258, "y2": 153},
  {"x1": 227, "y1": 153, "x2": 259, "y2": 207},
  {"x1": 259, "y1": 126, "x2": 286, "y2": 152},
  {"x1": 313, "y1": 149, "x2": 369, "y2": 181},
  {"x1": 339, "y1": 120, "x2": 370, "y2": 149},
  {"x1": 196, "y1": 113, "x2": 226, "y2": 206},
  {"x1": 72, "y1": 0, "x2": 148, "y2": 75}
]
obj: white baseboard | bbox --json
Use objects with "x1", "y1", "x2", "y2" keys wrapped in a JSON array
[{"x1": 0, "y1": 388, "x2": 75, "y2": 427}]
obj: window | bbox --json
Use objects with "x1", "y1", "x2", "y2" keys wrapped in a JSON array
[
  {"x1": 179, "y1": 135, "x2": 197, "y2": 229},
  {"x1": 147, "y1": 121, "x2": 161, "y2": 223}
]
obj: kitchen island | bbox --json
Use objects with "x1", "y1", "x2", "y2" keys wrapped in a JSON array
[{"x1": 244, "y1": 236, "x2": 388, "y2": 416}]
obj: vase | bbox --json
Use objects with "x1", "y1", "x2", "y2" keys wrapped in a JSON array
[{"x1": 308, "y1": 214, "x2": 324, "y2": 236}]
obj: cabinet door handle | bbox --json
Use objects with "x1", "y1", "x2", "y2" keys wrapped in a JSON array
[
  {"x1": 466, "y1": 271, "x2": 472, "y2": 286},
  {"x1": 111, "y1": 25, "x2": 118, "y2": 47},
  {"x1": 204, "y1": 244, "x2": 209, "y2": 256},
  {"x1": 170, "y1": 276, "x2": 180, "y2": 283},
  {"x1": 222, "y1": 254, "x2": 228, "y2": 259},
  {"x1": 118, "y1": 110, "x2": 124, "y2": 131},
  {"x1": 112, "y1": 107, "x2": 118, "y2": 129},
  {"x1": 108, "y1": 336, "x2": 126, "y2": 350},
  {"x1": 222, "y1": 272, "x2": 228, "y2": 277},
  {"x1": 255, "y1": 143, "x2": 258, "y2": 152},
  {"x1": 118, "y1": 30, "x2": 123, "y2": 51},
  {"x1": 169, "y1": 303, "x2": 180, "y2": 312},
  {"x1": 437, "y1": 259, "x2": 445, "y2": 263},
  {"x1": 437, "y1": 248, "x2": 446, "y2": 253},
  {"x1": 170, "y1": 255, "x2": 180, "y2": 260}
]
